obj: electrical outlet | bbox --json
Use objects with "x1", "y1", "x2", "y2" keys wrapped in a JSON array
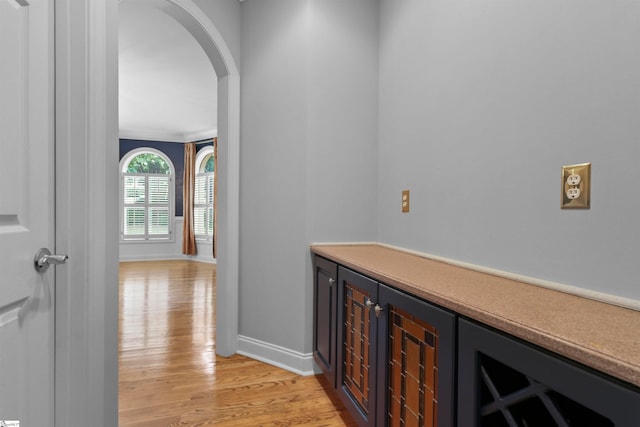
[
  {"x1": 561, "y1": 163, "x2": 591, "y2": 209},
  {"x1": 566, "y1": 187, "x2": 581, "y2": 200},
  {"x1": 402, "y1": 190, "x2": 410, "y2": 213},
  {"x1": 566, "y1": 174, "x2": 581, "y2": 186}
]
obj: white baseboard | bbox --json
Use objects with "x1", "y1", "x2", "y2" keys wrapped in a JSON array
[
  {"x1": 119, "y1": 253, "x2": 216, "y2": 264},
  {"x1": 119, "y1": 254, "x2": 183, "y2": 262},
  {"x1": 237, "y1": 335, "x2": 318, "y2": 376},
  {"x1": 189, "y1": 255, "x2": 217, "y2": 264}
]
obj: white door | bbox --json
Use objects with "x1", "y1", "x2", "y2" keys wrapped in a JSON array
[{"x1": 0, "y1": 0, "x2": 56, "y2": 426}]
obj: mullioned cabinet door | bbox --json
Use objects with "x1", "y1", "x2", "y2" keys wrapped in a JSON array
[
  {"x1": 337, "y1": 266, "x2": 380, "y2": 427},
  {"x1": 376, "y1": 284, "x2": 456, "y2": 427},
  {"x1": 313, "y1": 256, "x2": 338, "y2": 387}
]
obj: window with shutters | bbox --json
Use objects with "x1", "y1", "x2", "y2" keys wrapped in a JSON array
[
  {"x1": 120, "y1": 148, "x2": 175, "y2": 242},
  {"x1": 194, "y1": 146, "x2": 214, "y2": 241}
]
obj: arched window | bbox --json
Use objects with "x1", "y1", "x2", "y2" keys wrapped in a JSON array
[
  {"x1": 120, "y1": 148, "x2": 175, "y2": 241},
  {"x1": 194, "y1": 146, "x2": 214, "y2": 241}
]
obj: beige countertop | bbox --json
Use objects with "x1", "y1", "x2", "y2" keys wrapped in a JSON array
[{"x1": 311, "y1": 243, "x2": 640, "y2": 389}]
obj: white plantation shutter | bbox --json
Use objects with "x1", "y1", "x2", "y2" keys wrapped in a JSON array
[
  {"x1": 194, "y1": 174, "x2": 206, "y2": 236},
  {"x1": 194, "y1": 172, "x2": 214, "y2": 240},
  {"x1": 121, "y1": 173, "x2": 173, "y2": 240},
  {"x1": 148, "y1": 175, "x2": 170, "y2": 236},
  {"x1": 123, "y1": 175, "x2": 146, "y2": 236},
  {"x1": 120, "y1": 148, "x2": 175, "y2": 242}
]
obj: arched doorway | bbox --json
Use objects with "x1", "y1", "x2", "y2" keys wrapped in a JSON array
[{"x1": 121, "y1": 0, "x2": 240, "y2": 356}]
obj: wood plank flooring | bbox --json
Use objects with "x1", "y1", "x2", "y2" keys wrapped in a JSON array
[{"x1": 119, "y1": 260, "x2": 355, "y2": 426}]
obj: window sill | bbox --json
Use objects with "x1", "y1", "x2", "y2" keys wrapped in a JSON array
[{"x1": 120, "y1": 237, "x2": 176, "y2": 244}]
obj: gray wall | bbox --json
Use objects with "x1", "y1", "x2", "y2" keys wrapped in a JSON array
[
  {"x1": 240, "y1": 0, "x2": 378, "y2": 353},
  {"x1": 240, "y1": 0, "x2": 309, "y2": 353},
  {"x1": 378, "y1": 0, "x2": 640, "y2": 300},
  {"x1": 193, "y1": 0, "x2": 241, "y2": 70},
  {"x1": 203, "y1": 0, "x2": 640, "y2": 367},
  {"x1": 305, "y1": 0, "x2": 379, "y2": 353}
]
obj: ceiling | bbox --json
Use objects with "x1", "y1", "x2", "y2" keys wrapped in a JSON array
[{"x1": 118, "y1": 1, "x2": 218, "y2": 143}]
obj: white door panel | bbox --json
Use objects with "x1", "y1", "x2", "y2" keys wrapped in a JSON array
[{"x1": 0, "y1": 0, "x2": 55, "y2": 425}]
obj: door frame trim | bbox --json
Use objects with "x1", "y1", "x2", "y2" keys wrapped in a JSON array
[
  {"x1": 55, "y1": 0, "x2": 120, "y2": 425},
  {"x1": 55, "y1": 0, "x2": 241, "y2": 424}
]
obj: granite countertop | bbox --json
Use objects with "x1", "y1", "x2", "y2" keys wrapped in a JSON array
[{"x1": 311, "y1": 243, "x2": 640, "y2": 389}]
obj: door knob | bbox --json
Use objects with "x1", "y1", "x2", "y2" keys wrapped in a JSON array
[{"x1": 34, "y1": 248, "x2": 69, "y2": 272}]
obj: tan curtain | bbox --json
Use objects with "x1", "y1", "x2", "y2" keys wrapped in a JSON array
[
  {"x1": 182, "y1": 142, "x2": 197, "y2": 255},
  {"x1": 213, "y1": 137, "x2": 218, "y2": 259}
]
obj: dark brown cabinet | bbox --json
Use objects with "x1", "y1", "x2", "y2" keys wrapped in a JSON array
[{"x1": 334, "y1": 265, "x2": 456, "y2": 427}]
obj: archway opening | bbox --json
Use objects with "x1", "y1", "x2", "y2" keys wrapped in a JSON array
[{"x1": 118, "y1": 0, "x2": 240, "y2": 356}]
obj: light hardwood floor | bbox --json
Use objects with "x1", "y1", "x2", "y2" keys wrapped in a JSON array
[{"x1": 119, "y1": 260, "x2": 355, "y2": 426}]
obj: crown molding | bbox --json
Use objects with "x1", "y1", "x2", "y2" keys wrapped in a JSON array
[{"x1": 119, "y1": 127, "x2": 216, "y2": 143}]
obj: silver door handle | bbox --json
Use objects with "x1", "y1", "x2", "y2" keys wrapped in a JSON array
[
  {"x1": 374, "y1": 304, "x2": 384, "y2": 318},
  {"x1": 34, "y1": 248, "x2": 69, "y2": 272}
]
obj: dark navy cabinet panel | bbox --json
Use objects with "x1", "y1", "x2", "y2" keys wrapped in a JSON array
[
  {"x1": 333, "y1": 262, "x2": 456, "y2": 427},
  {"x1": 458, "y1": 318, "x2": 640, "y2": 427},
  {"x1": 313, "y1": 255, "x2": 640, "y2": 427},
  {"x1": 313, "y1": 256, "x2": 338, "y2": 388}
]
